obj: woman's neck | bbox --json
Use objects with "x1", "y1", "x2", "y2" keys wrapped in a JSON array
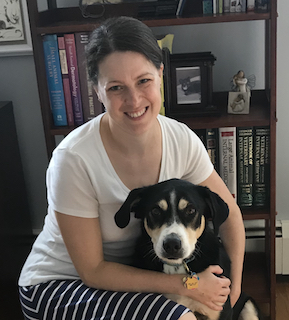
[{"x1": 100, "y1": 114, "x2": 161, "y2": 157}]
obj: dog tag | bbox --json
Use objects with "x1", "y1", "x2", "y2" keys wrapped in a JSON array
[{"x1": 183, "y1": 273, "x2": 199, "y2": 290}]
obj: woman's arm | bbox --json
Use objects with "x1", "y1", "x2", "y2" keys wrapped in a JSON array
[
  {"x1": 55, "y1": 210, "x2": 230, "y2": 311},
  {"x1": 199, "y1": 170, "x2": 246, "y2": 307}
]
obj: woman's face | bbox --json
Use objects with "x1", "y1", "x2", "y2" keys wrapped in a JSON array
[{"x1": 95, "y1": 51, "x2": 163, "y2": 135}]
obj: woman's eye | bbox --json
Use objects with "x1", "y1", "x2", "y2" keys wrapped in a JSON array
[
  {"x1": 139, "y1": 78, "x2": 150, "y2": 85},
  {"x1": 108, "y1": 85, "x2": 122, "y2": 91}
]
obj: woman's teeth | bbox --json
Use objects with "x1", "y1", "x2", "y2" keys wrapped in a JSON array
[{"x1": 127, "y1": 108, "x2": 146, "y2": 118}]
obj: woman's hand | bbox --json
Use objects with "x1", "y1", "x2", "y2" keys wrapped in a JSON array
[{"x1": 188, "y1": 265, "x2": 231, "y2": 311}]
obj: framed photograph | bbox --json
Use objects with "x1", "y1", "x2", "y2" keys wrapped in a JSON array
[
  {"x1": 0, "y1": 0, "x2": 32, "y2": 56},
  {"x1": 164, "y1": 52, "x2": 218, "y2": 117}
]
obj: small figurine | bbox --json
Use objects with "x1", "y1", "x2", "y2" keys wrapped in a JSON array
[
  {"x1": 231, "y1": 70, "x2": 256, "y2": 94},
  {"x1": 228, "y1": 70, "x2": 255, "y2": 115}
]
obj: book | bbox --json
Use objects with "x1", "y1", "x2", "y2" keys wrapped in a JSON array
[
  {"x1": 64, "y1": 33, "x2": 84, "y2": 126},
  {"x1": 247, "y1": 0, "x2": 255, "y2": 11},
  {"x1": 57, "y1": 36, "x2": 74, "y2": 126},
  {"x1": 223, "y1": 0, "x2": 230, "y2": 12},
  {"x1": 219, "y1": 0, "x2": 223, "y2": 14},
  {"x1": 177, "y1": 0, "x2": 203, "y2": 17},
  {"x1": 75, "y1": 32, "x2": 103, "y2": 122},
  {"x1": 42, "y1": 35, "x2": 68, "y2": 127},
  {"x1": 237, "y1": 127, "x2": 254, "y2": 207},
  {"x1": 206, "y1": 128, "x2": 219, "y2": 173},
  {"x1": 253, "y1": 126, "x2": 270, "y2": 207},
  {"x1": 203, "y1": 0, "x2": 213, "y2": 14},
  {"x1": 219, "y1": 127, "x2": 237, "y2": 200},
  {"x1": 255, "y1": 0, "x2": 269, "y2": 12}
]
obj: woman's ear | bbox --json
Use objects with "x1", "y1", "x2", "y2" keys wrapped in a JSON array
[
  {"x1": 93, "y1": 85, "x2": 102, "y2": 103},
  {"x1": 158, "y1": 63, "x2": 164, "y2": 79}
]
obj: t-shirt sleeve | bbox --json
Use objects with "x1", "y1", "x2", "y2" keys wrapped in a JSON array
[{"x1": 47, "y1": 148, "x2": 99, "y2": 218}]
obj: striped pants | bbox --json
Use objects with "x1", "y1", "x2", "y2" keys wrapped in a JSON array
[{"x1": 19, "y1": 279, "x2": 190, "y2": 320}]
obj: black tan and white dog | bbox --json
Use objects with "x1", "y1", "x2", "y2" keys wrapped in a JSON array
[{"x1": 115, "y1": 179, "x2": 261, "y2": 320}]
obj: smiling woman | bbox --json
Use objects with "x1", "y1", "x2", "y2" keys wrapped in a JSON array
[{"x1": 18, "y1": 16, "x2": 244, "y2": 320}]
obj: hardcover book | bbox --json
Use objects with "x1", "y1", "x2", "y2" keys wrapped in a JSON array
[
  {"x1": 75, "y1": 32, "x2": 103, "y2": 122},
  {"x1": 42, "y1": 34, "x2": 68, "y2": 127},
  {"x1": 253, "y1": 126, "x2": 270, "y2": 207},
  {"x1": 64, "y1": 33, "x2": 84, "y2": 126},
  {"x1": 237, "y1": 127, "x2": 254, "y2": 207},
  {"x1": 57, "y1": 36, "x2": 74, "y2": 126},
  {"x1": 219, "y1": 127, "x2": 237, "y2": 200},
  {"x1": 206, "y1": 128, "x2": 219, "y2": 173}
]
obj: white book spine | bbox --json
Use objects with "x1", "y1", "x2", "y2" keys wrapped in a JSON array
[{"x1": 219, "y1": 127, "x2": 237, "y2": 200}]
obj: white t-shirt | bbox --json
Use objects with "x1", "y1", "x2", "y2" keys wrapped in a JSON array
[{"x1": 19, "y1": 114, "x2": 213, "y2": 286}]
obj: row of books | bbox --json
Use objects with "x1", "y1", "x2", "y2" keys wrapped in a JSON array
[
  {"x1": 43, "y1": 33, "x2": 104, "y2": 127},
  {"x1": 195, "y1": 126, "x2": 270, "y2": 208},
  {"x1": 177, "y1": 0, "x2": 269, "y2": 16}
]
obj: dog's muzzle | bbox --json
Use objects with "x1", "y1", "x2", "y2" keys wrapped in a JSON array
[{"x1": 162, "y1": 233, "x2": 184, "y2": 259}]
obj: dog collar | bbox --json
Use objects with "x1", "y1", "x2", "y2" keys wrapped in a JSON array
[{"x1": 161, "y1": 255, "x2": 195, "y2": 269}]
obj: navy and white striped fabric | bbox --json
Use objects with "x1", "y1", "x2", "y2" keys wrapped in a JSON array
[{"x1": 19, "y1": 279, "x2": 190, "y2": 320}]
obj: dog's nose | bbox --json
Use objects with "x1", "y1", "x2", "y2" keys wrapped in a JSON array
[{"x1": 163, "y1": 233, "x2": 182, "y2": 257}]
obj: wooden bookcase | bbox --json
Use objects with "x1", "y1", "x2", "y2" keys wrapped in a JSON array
[{"x1": 26, "y1": 1, "x2": 277, "y2": 319}]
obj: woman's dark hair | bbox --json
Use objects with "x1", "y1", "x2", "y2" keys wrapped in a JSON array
[{"x1": 86, "y1": 16, "x2": 163, "y2": 85}]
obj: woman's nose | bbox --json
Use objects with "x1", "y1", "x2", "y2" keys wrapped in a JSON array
[{"x1": 124, "y1": 88, "x2": 140, "y2": 105}]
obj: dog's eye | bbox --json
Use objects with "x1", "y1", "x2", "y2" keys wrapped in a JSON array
[
  {"x1": 151, "y1": 208, "x2": 161, "y2": 216},
  {"x1": 185, "y1": 205, "x2": 196, "y2": 215}
]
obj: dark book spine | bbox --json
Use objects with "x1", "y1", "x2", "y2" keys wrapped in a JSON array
[
  {"x1": 42, "y1": 34, "x2": 68, "y2": 127},
  {"x1": 57, "y1": 36, "x2": 74, "y2": 126},
  {"x1": 64, "y1": 33, "x2": 84, "y2": 126},
  {"x1": 206, "y1": 128, "x2": 219, "y2": 174},
  {"x1": 75, "y1": 32, "x2": 103, "y2": 122},
  {"x1": 237, "y1": 127, "x2": 254, "y2": 208},
  {"x1": 253, "y1": 126, "x2": 270, "y2": 207}
]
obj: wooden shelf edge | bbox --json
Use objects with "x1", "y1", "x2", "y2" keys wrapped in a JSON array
[{"x1": 35, "y1": 7, "x2": 270, "y2": 35}]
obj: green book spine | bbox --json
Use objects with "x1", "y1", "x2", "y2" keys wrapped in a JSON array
[
  {"x1": 253, "y1": 126, "x2": 270, "y2": 207},
  {"x1": 237, "y1": 127, "x2": 254, "y2": 207}
]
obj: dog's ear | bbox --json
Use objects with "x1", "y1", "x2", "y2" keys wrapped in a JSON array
[
  {"x1": 200, "y1": 186, "x2": 229, "y2": 235},
  {"x1": 114, "y1": 187, "x2": 146, "y2": 228}
]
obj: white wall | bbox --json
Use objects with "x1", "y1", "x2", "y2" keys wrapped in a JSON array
[
  {"x1": 0, "y1": 0, "x2": 287, "y2": 230},
  {"x1": 276, "y1": 0, "x2": 289, "y2": 221}
]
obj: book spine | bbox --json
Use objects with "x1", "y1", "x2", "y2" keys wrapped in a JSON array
[
  {"x1": 253, "y1": 126, "x2": 270, "y2": 207},
  {"x1": 237, "y1": 127, "x2": 254, "y2": 207},
  {"x1": 247, "y1": 0, "x2": 255, "y2": 11},
  {"x1": 219, "y1": 127, "x2": 237, "y2": 200},
  {"x1": 42, "y1": 35, "x2": 68, "y2": 127},
  {"x1": 241, "y1": 0, "x2": 246, "y2": 12},
  {"x1": 206, "y1": 128, "x2": 219, "y2": 173},
  {"x1": 223, "y1": 0, "x2": 230, "y2": 12},
  {"x1": 203, "y1": 0, "x2": 213, "y2": 14},
  {"x1": 219, "y1": 0, "x2": 223, "y2": 13},
  {"x1": 57, "y1": 36, "x2": 74, "y2": 126},
  {"x1": 64, "y1": 33, "x2": 84, "y2": 126},
  {"x1": 255, "y1": 0, "x2": 269, "y2": 12},
  {"x1": 75, "y1": 32, "x2": 103, "y2": 122}
]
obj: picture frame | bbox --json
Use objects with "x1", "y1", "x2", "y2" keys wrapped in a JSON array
[
  {"x1": 0, "y1": 0, "x2": 32, "y2": 57},
  {"x1": 164, "y1": 52, "x2": 218, "y2": 117}
]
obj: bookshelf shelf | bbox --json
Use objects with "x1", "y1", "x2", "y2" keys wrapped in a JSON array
[
  {"x1": 35, "y1": 7, "x2": 271, "y2": 35},
  {"x1": 26, "y1": 1, "x2": 277, "y2": 319}
]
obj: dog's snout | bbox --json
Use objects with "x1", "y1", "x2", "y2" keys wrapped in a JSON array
[{"x1": 163, "y1": 233, "x2": 182, "y2": 257}]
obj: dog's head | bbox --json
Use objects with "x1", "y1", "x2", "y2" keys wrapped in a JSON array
[{"x1": 115, "y1": 179, "x2": 229, "y2": 265}]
